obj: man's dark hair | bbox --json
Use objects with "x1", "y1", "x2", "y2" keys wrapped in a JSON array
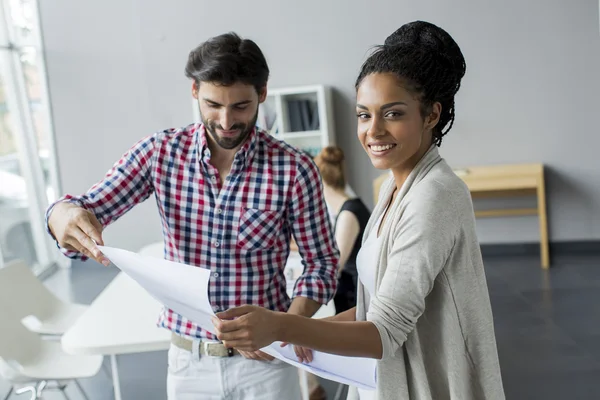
[
  {"x1": 355, "y1": 21, "x2": 466, "y2": 146},
  {"x1": 185, "y1": 32, "x2": 269, "y2": 93}
]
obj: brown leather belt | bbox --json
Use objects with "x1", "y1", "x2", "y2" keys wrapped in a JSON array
[{"x1": 171, "y1": 333, "x2": 239, "y2": 357}]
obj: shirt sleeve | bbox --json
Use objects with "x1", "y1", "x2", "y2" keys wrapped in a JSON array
[
  {"x1": 289, "y1": 154, "x2": 339, "y2": 304},
  {"x1": 367, "y1": 181, "x2": 460, "y2": 360},
  {"x1": 45, "y1": 135, "x2": 157, "y2": 260}
]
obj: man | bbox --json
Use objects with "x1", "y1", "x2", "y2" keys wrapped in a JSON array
[{"x1": 46, "y1": 32, "x2": 339, "y2": 399}]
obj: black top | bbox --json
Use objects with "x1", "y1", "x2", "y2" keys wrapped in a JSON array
[{"x1": 334, "y1": 198, "x2": 371, "y2": 277}]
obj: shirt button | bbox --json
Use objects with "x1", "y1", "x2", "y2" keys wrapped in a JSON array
[
  {"x1": 217, "y1": 208, "x2": 223, "y2": 215},
  {"x1": 211, "y1": 176, "x2": 217, "y2": 182},
  {"x1": 214, "y1": 241, "x2": 220, "y2": 247},
  {"x1": 213, "y1": 272, "x2": 219, "y2": 278}
]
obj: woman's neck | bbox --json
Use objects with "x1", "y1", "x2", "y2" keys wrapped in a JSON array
[
  {"x1": 391, "y1": 138, "x2": 433, "y2": 190},
  {"x1": 323, "y1": 185, "x2": 350, "y2": 214}
]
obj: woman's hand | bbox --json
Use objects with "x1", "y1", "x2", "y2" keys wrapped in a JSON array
[{"x1": 212, "y1": 305, "x2": 282, "y2": 352}]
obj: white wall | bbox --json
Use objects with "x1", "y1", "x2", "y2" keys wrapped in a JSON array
[
  {"x1": 40, "y1": 0, "x2": 600, "y2": 249},
  {"x1": 39, "y1": 0, "x2": 163, "y2": 251}
]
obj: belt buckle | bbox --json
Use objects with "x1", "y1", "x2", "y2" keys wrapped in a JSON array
[
  {"x1": 198, "y1": 340, "x2": 208, "y2": 356},
  {"x1": 201, "y1": 341, "x2": 235, "y2": 357},
  {"x1": 200, "y1": 341, "x2": 210, "y2": 356}
]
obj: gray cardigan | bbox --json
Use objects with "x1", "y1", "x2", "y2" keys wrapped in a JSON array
[{"x1": 349, "y1": 146, "x2": 505, "y2": 400}]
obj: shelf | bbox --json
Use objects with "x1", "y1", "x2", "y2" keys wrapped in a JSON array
[
  {"x1": 256, "y1": 84, "x2": 335, "y2": 158},
  {"x1": 267, "y1": 85, "x2": 323, "y2": 96}
]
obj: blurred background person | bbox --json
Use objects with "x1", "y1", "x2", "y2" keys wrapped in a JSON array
[{"x1": 314, "y1": 145, "x2": 371, "y2": 314}]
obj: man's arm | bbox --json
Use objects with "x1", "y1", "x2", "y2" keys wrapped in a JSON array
[
  {"x1": 46, "y1": 135, "x2": 157, "y2": 263},
  {"x1": 233, "y1": 155, "x2": 339, "y2": 362},
  {"x1": 287, "y1": 155, "x2": 339, "y2": 317},
  {"x1": 287, "y1": 212, "x2": 359, "y2": 318},
  {"x1": 287, "y1": 296, "x2": 321, "y2": 318}
]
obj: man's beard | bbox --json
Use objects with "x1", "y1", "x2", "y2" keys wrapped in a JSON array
[{"x1": 201, "y1": 108, "x2": 258, "y2": 150}]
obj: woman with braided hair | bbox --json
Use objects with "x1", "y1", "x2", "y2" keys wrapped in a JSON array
[{"x1": 213, "y1": 21, "x2": 505, "y2": 400}]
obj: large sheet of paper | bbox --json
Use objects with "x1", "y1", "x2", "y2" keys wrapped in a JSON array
[
  {"x1": 262, "y1": 342, "x2": 377, "y2": 389},
  {"x1": 99, "y1": 246, "x2": 377, "y2": 390}
]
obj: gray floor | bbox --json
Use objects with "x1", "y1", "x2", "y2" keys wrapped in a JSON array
[{"x1": 2, "y1": 253, "x2": 600, "y2": 399}]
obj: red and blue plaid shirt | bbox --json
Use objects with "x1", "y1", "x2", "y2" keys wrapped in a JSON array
[{"x1": 46, "y1": 123, "x2": 339, "y2": 340}]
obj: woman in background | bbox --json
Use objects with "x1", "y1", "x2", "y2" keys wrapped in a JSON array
[{"x1": 314, "y1": 146, "x2": 370, "y2": 315}]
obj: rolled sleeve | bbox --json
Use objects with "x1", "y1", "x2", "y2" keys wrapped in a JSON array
[{"x1": 289, "y1": 154, "x2": 339, "y2": 304}]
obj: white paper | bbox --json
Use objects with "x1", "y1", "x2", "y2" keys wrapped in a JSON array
[
  {"x1": 98, "y1": 246, "x2": 216, "y2": 334},
  {"x1": 263, "y1": 343, "x2": 377, "y2": 390},
  {"x1": 99, "y1": 245, "x2": 377, "y2": 390}
]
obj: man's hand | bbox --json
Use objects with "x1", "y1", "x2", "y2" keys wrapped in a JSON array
[
  {"x1": 212, "y1": 305, "x2": 282, "y2": 352},
  {"x1": 48, "y1": 202, "x2": 109, "y2": 266}
]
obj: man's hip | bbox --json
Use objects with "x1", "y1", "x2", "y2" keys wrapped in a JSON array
[
  {"x1": 171, "y1": 333, "x2": 240, "y2": 358},
  {"x1": 166, "y1": 335, "x2": 302, "y2": 400}
]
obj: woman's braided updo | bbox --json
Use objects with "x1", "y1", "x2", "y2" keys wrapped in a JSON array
[{"x1": 356, "y1": 21, "x2": 466, "y2": 146}]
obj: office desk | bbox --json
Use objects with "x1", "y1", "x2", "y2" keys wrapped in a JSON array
[
  {"x1": 373, "y1": 163, "x2": 549, "y2": 269},
  {"x1": 61, "y1": 272, "x2": 171, "y2": 400},
  {"x1": 458, "y1": 163, "x2": 549, "y2": 268}
]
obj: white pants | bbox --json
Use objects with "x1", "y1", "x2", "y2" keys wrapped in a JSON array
[{"x1": 167, "y1": 343, "x2": 303, "y2": 400}]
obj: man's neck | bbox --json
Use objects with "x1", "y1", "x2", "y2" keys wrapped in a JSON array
[
  {"x1": 209, "y1": 145, "x2": 237, "y2": 173},
  {"x1": 205, "y1": 134, "x2": 247, "y2": 183}
]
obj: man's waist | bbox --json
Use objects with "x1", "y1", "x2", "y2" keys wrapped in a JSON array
[{"x1": 171, "y1": 333, "x2": 240, "y2": 357}]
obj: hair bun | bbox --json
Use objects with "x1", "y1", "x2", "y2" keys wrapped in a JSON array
[
  {"x1": 314, "y1": 146, "x2": 346, "y2": 189},
  {"x1": 384, "y1": 20, "x2": 466, "y2": 80},
  {"x1": 320, "y1": 146, "x2": 344, "y2": 165}
]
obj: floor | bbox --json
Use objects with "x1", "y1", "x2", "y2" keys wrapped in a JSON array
[{"x1": 2, "y1": 253, "x2": 600, "y2": 399}]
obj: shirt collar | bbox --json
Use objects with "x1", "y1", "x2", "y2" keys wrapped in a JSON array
[{"x1": 196, "y1": 123, "x2": 258, "y2": 172}]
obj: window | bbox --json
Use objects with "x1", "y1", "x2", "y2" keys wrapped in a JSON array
[{"x1": 0, "y1": 0, "x2": 62, "y2": 274}]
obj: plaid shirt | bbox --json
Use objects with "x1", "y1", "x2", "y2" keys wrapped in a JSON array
[{"x1": 46, "y1": 123, "x2": 339, "y2": 340}]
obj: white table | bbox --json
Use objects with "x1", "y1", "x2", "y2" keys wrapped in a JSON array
[{"x1": 61, "y1": 272, "x2": 171, "y2": 400}]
